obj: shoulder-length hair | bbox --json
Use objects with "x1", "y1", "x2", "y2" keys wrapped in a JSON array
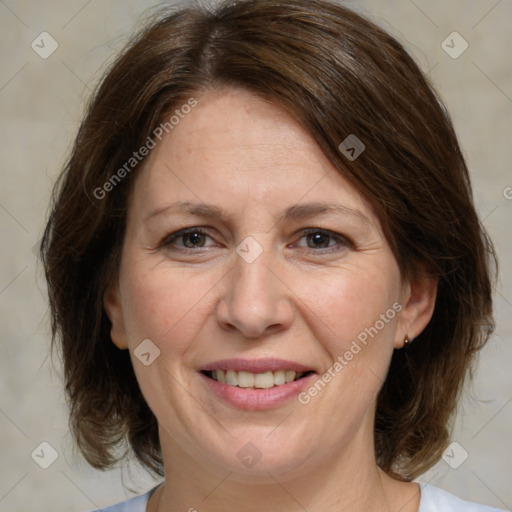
[{"x1": 41, "y1": 0, "x2": 496, "y2": 480}]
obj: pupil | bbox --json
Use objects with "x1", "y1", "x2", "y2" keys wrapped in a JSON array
[
  {"x1": 185, "y1": 232, "x2": 203, "y2": 247},
  {"x1": 309, "y1": 232, "x2": 329, "y2": 248}
]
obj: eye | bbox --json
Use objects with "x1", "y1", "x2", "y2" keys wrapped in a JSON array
[
  {"x1": 162, "y1": 228, "x2": 215, "y2": 249},
  {"x1": 305, "y1": 231, "x2": 333, "y2": 249},
  {"x1": 295, "y1": 229, "x2": 350, "y2": 251}
]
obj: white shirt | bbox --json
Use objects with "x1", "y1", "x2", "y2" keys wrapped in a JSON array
[
  {"x1": 418, "y1": 484, "x2": 505, "y2": 511},
  {"x1": 92, "y1": 483, "x2": 506, "y2": 511}
]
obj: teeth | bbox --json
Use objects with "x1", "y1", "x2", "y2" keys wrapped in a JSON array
[
  {"x1": 273, "y1": 370, "x2": 286, "y2": 385},
  {"x1": 254, "y1": 371, "x2": 274, "y2": 388},
  {"x1": 211, "y1": 369, "x2": 305, "y2": 388},
  {"x1": 225, "y1": 370, "x2": 238, "y2": 386},
  {"x1": 285, "y1": 370, "x2": 296, "y2": 383},
  {"x1": 237, "y1": 371, "x2": 254, "y2": 388}
]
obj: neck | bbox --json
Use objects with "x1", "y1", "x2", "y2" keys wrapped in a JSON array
[{"x1": 149, "y1": 426, "x2": 419, "y2": 512}]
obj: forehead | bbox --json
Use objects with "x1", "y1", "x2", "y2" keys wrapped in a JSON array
[{"x1": 129, "y1": 87, "x2": 378, "y2": 225}]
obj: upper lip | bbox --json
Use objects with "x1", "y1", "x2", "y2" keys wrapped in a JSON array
[{"x1": 200, "y1": 358, "x2": 315, "y2": 373}]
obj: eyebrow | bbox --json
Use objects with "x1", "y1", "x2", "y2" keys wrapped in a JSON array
[
  {"x1": 145, "y1": 201, "x2": 226, "y2": 223},
  {"x1": 282, "y1": 202, "x2": 371, "y2": 225},
  {"x1": 144, "y1": 200, "x2": 371, "y2": 225}
]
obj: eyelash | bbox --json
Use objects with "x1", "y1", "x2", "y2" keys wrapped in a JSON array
[{"x1": 160, "y1": 227, "x2": 351, "y2": 253}]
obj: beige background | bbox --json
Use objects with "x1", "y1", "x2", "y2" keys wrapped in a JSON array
[{"x1": 0, "y1": 0, "x2": 511, "y2": 510}]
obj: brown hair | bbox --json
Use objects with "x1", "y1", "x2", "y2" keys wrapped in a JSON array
[{"x1": 40, "y1": 0, "x2": 496, "y2": 480}]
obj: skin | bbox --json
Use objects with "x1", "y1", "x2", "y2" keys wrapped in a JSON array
[{"x1": 104, "y1": 87, "x2": 437, "y2": 512}]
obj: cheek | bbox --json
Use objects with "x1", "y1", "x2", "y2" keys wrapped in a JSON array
[
  {"x1": 119, "y1": 262, "x2": 218, "y2": 354},
  {"x1": 117, "y1": 263, "x2": 219, "y2": 413},
  {"x1": 293, "y1": 262, "x2": 402, "y2": 432},
  {"x1": 297, "y1": 260, "x2": 402, "y2": 349}
]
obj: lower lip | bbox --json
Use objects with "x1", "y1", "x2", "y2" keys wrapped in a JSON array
[{"x1": 199, "y1": 372, "x2": 317, "y2": 410}]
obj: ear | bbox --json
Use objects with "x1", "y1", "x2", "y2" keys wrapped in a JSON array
[
  {"x1": 103, "y1": 281, "x2": 129, "y2": 350},
  {"x1": 395, "y1": 272, "x2": 438, "y2": 349}
]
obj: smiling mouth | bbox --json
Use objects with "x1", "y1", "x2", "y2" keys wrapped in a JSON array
[{"x1": 201, "y1": 369, "x2": 314, "y2": 389}]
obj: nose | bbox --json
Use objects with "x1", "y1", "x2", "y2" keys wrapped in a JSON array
[{"x1": 216, "y1": 250, "x2": 294, "y2": 338}]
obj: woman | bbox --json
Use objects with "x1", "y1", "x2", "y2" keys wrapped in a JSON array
[{"x1": 40, "y1": 0, "x2": 502, "y2": 511}]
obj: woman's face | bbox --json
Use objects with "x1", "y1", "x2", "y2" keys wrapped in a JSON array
[{"x1": 105, "y1": 87, "x2": 433, "y2": 480}]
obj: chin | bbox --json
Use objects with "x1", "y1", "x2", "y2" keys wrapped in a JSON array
[{"x1": 199, "y1": 425, "x2": 319, "y2": 481}]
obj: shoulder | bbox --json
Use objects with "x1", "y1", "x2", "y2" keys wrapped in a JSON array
[
  {"x1": 419, "y1": 483, "x2": 506, "y2": 512},
  {"x1": 86, "y1": 487, "x2": 154, "y2": 512}
]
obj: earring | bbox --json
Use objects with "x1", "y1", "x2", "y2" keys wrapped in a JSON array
[{"x1": 404, "y1": 335, "x2": 410, "y2": 345}]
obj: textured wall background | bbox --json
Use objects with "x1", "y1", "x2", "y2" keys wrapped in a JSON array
[{"x1": 0, "y1": 0, "x2": 510, "y2": 510}]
